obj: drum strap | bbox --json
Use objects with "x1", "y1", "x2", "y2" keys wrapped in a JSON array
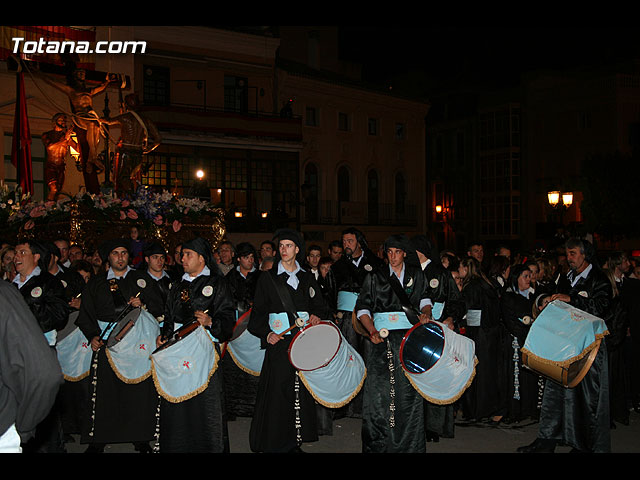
[
  {"x1": 267, "y1": 270, "x2": 301, "y2": 328},
  {"x1": 384, "y1": 272, "x2": 421, "y2": 326}
]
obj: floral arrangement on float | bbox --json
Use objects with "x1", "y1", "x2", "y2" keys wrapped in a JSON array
[{"x1": 0, "y1": 183, "x2": 225, "y2": 252}]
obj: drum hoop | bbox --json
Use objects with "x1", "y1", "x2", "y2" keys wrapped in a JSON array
[
  {"x1": 230, "y1": 309, "x2": 252, "y2": 342},
  {"x1": 151, "y1": 321, "x2": 199, "y2": 355},
  {"x1": 399, "y1": 321, "x2": 445, "y2": 374},
  {"x1": 288, "y1": 321, "x2": 342, "y2": 371}
]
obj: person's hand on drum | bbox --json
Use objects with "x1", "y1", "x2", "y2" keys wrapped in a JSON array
[
  {"x1": 194, "y1": 310, "x2": 212, "y2": 327},
  {"x1": 442, "y1": 317, "x2": 455, "y2": 330},
  {"x1": 309, "y1": 314, "x2": 321, "y2": 326},
  {"x1": 550, "y1": 293, "x2": 571, "y2": 303},
  {"x1": 418, "y1": 312, "x2": 431, "y2": 324},
  {"x1": 128, "y1": 295, "x2": 142, "y2": 308},
  {"x1": 90, "y1": 336, "x2": 104, "y2": 351},
  {"x1": 156, "y1": 335, "x2": 167, "y2": 349},
  {"x1": 69, "y1": 296, "x2": 81, "y2": 309}
]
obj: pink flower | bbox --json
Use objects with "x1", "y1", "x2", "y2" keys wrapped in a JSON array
[
  {"x1": 121, "y1": 199, "x2": 130, "y2": 208},
  {"x1": 153, "y1": 214, "x2": 163, "y2": 226},
  {"x1": 24, "y1": 220, "x2": 35, "y2": 230},
  {"x1": 29, "y1": 206, "x2": 45, "y2": 218},
  {"x1": 172, "y1": 220, "x2": 182, "y2": 232},
  {"x1": 120, "y1": 210, "x2": 126, "y2": 220},
  {"x1": 126, "y1": 209, "x2": 138, "y2": 220}
]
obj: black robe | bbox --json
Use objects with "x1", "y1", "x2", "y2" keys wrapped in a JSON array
[
  {"x1": 222, "y1": 267, "x2": 262, "y2": 418},
  {"x1": 355, "y1": 262, "x2": 429, "y2": 453},
  {"x1": 14, "y1": 270, "x2": 70, "y2": 336},
  {"x1": 159, "y1": 270, "x2": 236, "y2": 453},
  {"x1": 500, "y1": 288, "x2": 540, "y2": 421},
  {"x1": 75, "y1": 268, "x2": 164, "y2": 446},
  {"x1": 248, "y1": 265, "x2": 330, "y2": 453},
  {"x1": 538, "y1": 265, "x2": 612, "y2": 452}
]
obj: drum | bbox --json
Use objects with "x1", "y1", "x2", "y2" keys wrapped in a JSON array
[
  {"x1": 399, "y1": 321, "x2": 477, "y2": 404},
  {"x1": 521, "y1": 300, "x2": 609, "y2": 388},
  {"x1": 226, "y1": 310, "x2": 265, "y2": 376},
  {"x1": 105, "y1": 308, "x2": 160, "y2": 384},
  {"x1": 150, "y1": 324, "x2": 219, "y2": 403},
  {"x1": 56, "y1": 311, "x2": 94, "y2": 381},
  {"x1": 288, "y1": 321, "x2": 366, "y2": 408}
]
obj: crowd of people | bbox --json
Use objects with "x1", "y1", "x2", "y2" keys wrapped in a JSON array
[{"x1": 1, "y1": 224, "x2": 639, "y2": 453}]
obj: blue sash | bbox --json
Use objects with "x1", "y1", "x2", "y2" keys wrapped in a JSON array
[
  {"x1": 372, "y1": 311, "x2": 413, "y2": 331},
  {"x1": 432, "y1": 301, "x2": 445, "y2": 321},
  {"x1": 466, "y1": 309, "x2": 481, "y2": 327},
  {"x1": 337, "y1": 291, "x2": 358, "y2": 311},
  {"x1": 268, "y1": 311, "x2": 309, "y2": 335}
]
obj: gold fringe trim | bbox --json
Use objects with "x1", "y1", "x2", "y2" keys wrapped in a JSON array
[
  {"x1": 150, "y1": 335, "x2": 220, "y2": 404},
  {"x1": 105, "y1": 348, "x2": 152, "y2": 384},
  {"x1": 226, "y1": 346, "x2": 261, "y2": 377},
  {"x1": 405, "y1": 357, "x2": 479, "y2": 405},
  {"x1": 63, "y1": 370, "x2": 91, "y2": 382},
  {"x1": 520, "y1": 331, "x2": 608, "y2": 369},
  {"x1": 298, "y1": 369, "x2": 367, "y2": 409}
]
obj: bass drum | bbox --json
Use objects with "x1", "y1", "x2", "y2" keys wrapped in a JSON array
[
  {"x1": 288, "y1": 321, "x2": 366, "y2": 408},
  {"x1": 399, "y1": 321, "x2": 477, "y2": 405}
]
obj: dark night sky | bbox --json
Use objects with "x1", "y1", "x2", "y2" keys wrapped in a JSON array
[{"x1": 338, "y1": 26, "x2": 640, "y2": 93}]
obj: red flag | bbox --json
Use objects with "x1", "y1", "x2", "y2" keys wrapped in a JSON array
[{"x1": 11, "y1": 70, "x2": 33, "y2": 195}]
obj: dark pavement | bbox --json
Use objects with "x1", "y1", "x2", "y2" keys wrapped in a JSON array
[{"x1": 64, "y1": 409, "x2": 640, "y2": 454}]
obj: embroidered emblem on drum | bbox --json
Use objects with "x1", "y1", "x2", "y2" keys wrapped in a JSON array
[
  {"x1": 182, "y1": 360, "x2": 191, "y2": 370},
  {"x1": 138, "y1": 343, "x2": 147, "y2": 351},
  {"x1": 82, "y1": 341, "x2": 89, "y2": 349},
  {"x1": 202, "y1": 285, "x2": 213, "y2": 297},
  {"x1": 137, "y1": 278, "x2": 147, "y2": 288},
  {"x1": 570, "y1": 311, "x2": 587, "y2": 322},
  {"x1": 31, "y1": 286, "x2": 42, "y2": 298},
  {"x1": 429, "y1": 278, "x2": 439, "y2": 288}
]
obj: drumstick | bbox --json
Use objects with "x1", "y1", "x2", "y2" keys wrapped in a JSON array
[{"x1": 276, "y1": 317, "x2": 307, "y2": 337}]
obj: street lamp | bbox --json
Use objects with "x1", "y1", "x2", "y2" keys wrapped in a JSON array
[{"x1": 547, "y1": 191, "x2": 573, "y2": 209}]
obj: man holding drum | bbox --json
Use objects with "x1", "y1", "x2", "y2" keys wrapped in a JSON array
[
  {"x1": 75, "y1": 238, "x2": 164, "y2": 453},
  {"x1": 518, "y1": 237, "x2": 612, "y2": 453},
  {"x1": 248, "y1": 228, "x2": 330, "y2": 453},
  {"x1": 155, "y1": 237, "x2": 236, "y2": 452},
  {"x1": 355, "y1": 234, "x2": 433, "y2": 453}
]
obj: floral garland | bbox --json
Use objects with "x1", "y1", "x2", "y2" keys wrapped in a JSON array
[{"x1": 0, "y1": 184, "x2": 224, "y2": 242}]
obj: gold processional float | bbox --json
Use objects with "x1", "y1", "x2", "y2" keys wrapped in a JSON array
[{"x1": 0, "y1": 183, "x2": 227, "y2": 255}]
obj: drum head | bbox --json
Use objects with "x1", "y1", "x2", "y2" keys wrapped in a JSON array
[
  {"x1": 289, "y1": 321, "x2": 341, "y2": 371},
  {"x1": 106, "y1": 308, "x2": 141, "y2": 348},
  {"x1": 57, "y1": 310, "x2": 80, "y2": 343},
  {"x1": 400, "y1": 322, "x2": 445, "y2": 374}
]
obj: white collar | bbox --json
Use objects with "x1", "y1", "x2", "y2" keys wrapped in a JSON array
[
  {"x1": 13, "y1": 266, "x2": 41, "y2": 289},
  {"x1": 182, "y1": 265, "x2": 211, "y2": 282},
  {"x1": 107, "y1": 266, "x2": 132, "y2": 280}
]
